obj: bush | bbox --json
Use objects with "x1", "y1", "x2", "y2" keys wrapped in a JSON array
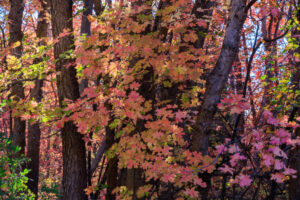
[{"x1": 0, "y1": 133, "x2": 35, "y2": 199}]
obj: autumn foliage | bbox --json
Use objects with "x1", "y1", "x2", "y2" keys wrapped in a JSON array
[{"x1": 0, "y1": 0, "x2": 300, "y2": 199}]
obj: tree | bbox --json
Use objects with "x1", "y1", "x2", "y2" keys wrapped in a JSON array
[
  {"x1": 8, "y1": 0, "x2": 25, "y2": 159},
  {"x1": 1, "y1": 0, "x2": 300, "y2": 199},
  {"x1": 26, "y1": 0, "x2": 50, "y2": 197},
  {"x1": 50, "y1": 0, "x2": 87, "y2": 199}
]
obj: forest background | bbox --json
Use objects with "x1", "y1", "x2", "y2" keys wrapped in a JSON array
[{"x1": 0, "y1": 0, "x2": 300, "y2": 199}]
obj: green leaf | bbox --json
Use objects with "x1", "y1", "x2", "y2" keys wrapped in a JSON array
[{"x1": 260, "y1": 75, "x2": 267, "y2": 80}]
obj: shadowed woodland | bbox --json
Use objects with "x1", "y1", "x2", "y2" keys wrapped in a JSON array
[{"x1": 0, "y1": 0, "x2": 300, "y2": 199}]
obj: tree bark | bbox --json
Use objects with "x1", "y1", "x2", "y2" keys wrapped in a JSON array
[
  {"x1": 27, "y1": 0, "x2": 50, "y2": 197},
  {"x1": 288, "y1": 2, "x2": 300, "y2": 199},
  {"x1": 191, "y1": 0, "x2": 249, "y2": 154},
  {"x1": 190, "y1": 2, "x2": 249, "y2": 198},
  {"x1": 8, "y1": 0, "x2": 25, "y2": 158},
  {"x1": 93, "y1": 0, "x2": 104, "y2": 16},
  {"x1": 50, "y1": 0, "x2": 87, "y2": 199}
]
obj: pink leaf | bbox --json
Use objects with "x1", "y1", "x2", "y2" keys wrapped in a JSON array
[
  {"x1": 274, "y1": 160, "x2": 284, "y2": 170},
  {"x1": 271, "y1": 8, "x2": 280, "y2": 17},
  {"x1": 194, "y1": 177, "x2": 207, "y2": 188},
  {"x1": 271, "y1": 173, "x2": 284, "y2": 183},
  {"x1": 219, "y1": 164, "x2": 234, "y2": 175},
  {"x1": 184, "y1": 188, "x2": 198, "y2": 198},
  {"x1": 238, "y1": 175, "x2": 252, "y2": 187}
]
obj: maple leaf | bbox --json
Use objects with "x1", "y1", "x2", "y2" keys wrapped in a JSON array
[
  {"x1": 271, "y1": 8, "x2": 280, "y2": 17},
  {"x1": 230, "y1": 106, "x2": 243, "y2": 115},
  {"x1": 254, "y1": 142, "x2": 263, "y2": 151},
  {"x1": 238, "y1": 175, "x2": 252, "y2": 187},
  {"x1": 197, "y1": 20, "x2": 207, "y2": 28},
  {"x1": 219, "y1": 164, "x2": 234, "y2": 175},
  {"x1": 274, "y1": 160, "x2": 284, "y2": 170},
  {"x1": 262, "y1": 153, "x2": 273, "y2": 167},
  {"x1": 271, "y1": 173, "x2": 285, "y2": 183},
  {"x1": 270, "y1": 147, "x2": 287, "y2": 159},
  {"x1": 230, "y1": 153, "x2": 247, "y2": 167},
  {"x1": 128, "y1": 91, "x2": 141, "y2": 101},
  {"x1": 162, "y1": 173, "x2": 174, "y2": 183},
  {"x1": 267, "y1": 117, "x2": 280, "y2": 126},
  {"x1": 276, "y1": 129, "x2": 289, "y2": 138},
  {"x1": 129, "y1": 81, "x2": 140, "y2": 90},
  {"x1": 175, "y1": 110, "x2": 187, "y2": 122},
  {"x1": 184, "y1": 188, "x2": 198, "y2": 198},
  {"x1": 194, "y1": 177, "x2": 207, "y2": 188},
  {"x1": 283, "y1": 168, "x2": 297, "y2": 178}
]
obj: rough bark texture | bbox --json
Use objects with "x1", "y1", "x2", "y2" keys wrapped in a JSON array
[
  {"x1": 289, "y1": 2, "x2": 300, "y2": 199},
  {"x1": 50, "y1": 0, "x2": 87, "y2": 199},
  {"x1": 27, "y1": 0, "x2": 50, "y2": 197},
  {"x1": 190, "y1": 2, "x2": 249, "y2": 198},
  {"x1": 8, "y1": 0, "x2": 25, "y2": 158},
  {"x1": 191, "y1": 0, "x2": 248, "y2": 154},
  {"x1": 289, "y1": 67, "x2": 300, "y2": 200}
]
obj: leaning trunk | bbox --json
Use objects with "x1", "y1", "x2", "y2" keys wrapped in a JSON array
[
  {"x1": 191, "y1": 0, "x2": 248, "y2": 154},
  {"x1": 191, "y1": 1, "x2": 249, "y2": 198}
]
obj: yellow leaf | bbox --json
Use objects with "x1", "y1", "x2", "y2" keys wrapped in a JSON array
[{"x1": 12, "y1": 41, "x2": 21, "y2": 48}]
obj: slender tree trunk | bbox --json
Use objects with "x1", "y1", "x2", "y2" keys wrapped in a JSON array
[
  {"x1": 50, "y1": 0, "x2": 87, "y2": 199},
  {"x1": 79, "y1": 0, "x2": 94, "y2": 191},
  {"x1": 289, "y1": 64, "x2": 300, "y2": 200},
  {"x1": 191, "y1": 0, "x2": 249, "y2": 154},
  {"x1": 105, "y1": 122, "x2": 118, "y2": 200},
  {"x1": 8, "y1": 0, "x2": 25, "y2": 158},
  {"x1": 191, "y1": 1, "x2": 249, "y2": 198},
  {"x1": 26, "y1": 0, "x2": 50, "y2": 197},
  {"x1": 93, "y1": 0, "x2": 104, "y2": 16},
  {"x1": 289, "y1": 2, "x2": 300, "y2": 199}
]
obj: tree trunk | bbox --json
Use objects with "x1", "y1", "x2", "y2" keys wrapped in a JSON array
[
  {"x1": 288, "y1": 2, "x2": 300, "y2": 199},
  {"x1": 191, "y1": 0, "x2": 249, "y2": 154},
  {"x1": 8, "y1": 0, "x2": 25, "y2": 158},
  {"x1": 50, "y1": 0, "x2": 87, "y2": 199},
  {"x1": 190, "y1": 2, "x2": 249, "y2": 198},
  {"x1": 27, "y1": 0, "x2": 50, "y2": 197}
]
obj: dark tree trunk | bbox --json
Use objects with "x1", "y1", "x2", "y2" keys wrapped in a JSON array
[
  {"x1": 81, "y1": 0, "x2": 93, "y2": 36},
  {"x1": 191, "y1": 1, "x2": 249, "y2": 198},
  {"x1": 288, "y1": 2, "x2": 300, "y2": 199},
  {"x1": 50, "y1": 0, "x2": 87, "y2": 199},
  {"x1": 93, "y1": 0, "x2": 104, "y2": 16},
  {"x1": 27, "y1": 0, "x2": 50, "y2": 197},
  {"x1": 8, "y1": 0, "x2": 25, "y2": 158},
  {"x1": 191, "y1": 0, "x2": 249, "y2": 154},
  {"x1": 80, "y1": 0, "x2": 94, "y2": 191}
]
